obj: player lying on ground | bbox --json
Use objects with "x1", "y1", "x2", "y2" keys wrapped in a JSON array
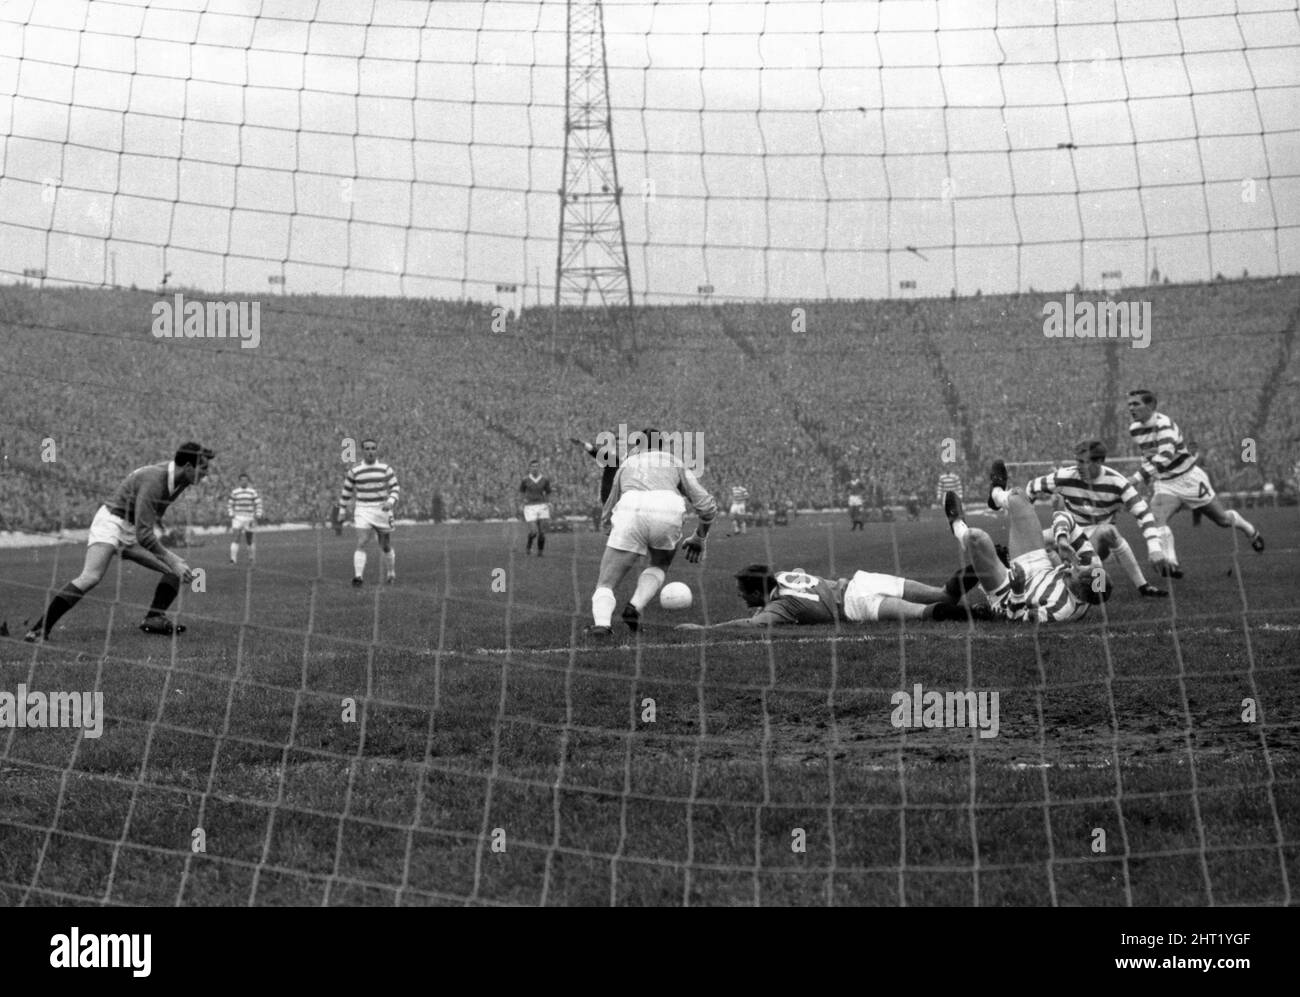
[
  {"x1": 1127, "y1": 389, "x2": 1264, "y2": 578},
  {"x1": 1021, "y1": 439, "x2": 1167, "y2": 597},
  {"x1": 945, "y1": 461, "x2": 1112, "y2": 623},
  {"x1": 674, "y1": 563, "x2": 981, "y2": 630},
  {"x1": 22, "y1": 442, "x2": 214, "y2": 641},
  {"x1": 585, "y1": 428, "x2": 717, "y2": 639}
]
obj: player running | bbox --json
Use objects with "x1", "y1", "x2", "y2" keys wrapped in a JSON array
[
  {"x1": 585, "y1": 428, "x2": 718, "y2": 639},
  {"x1": 1127, "y1": 389, "x2": 1264, "y2": 577},
  {"x1": 519, "y1": 458, "x2": 553, "y2": 556},
  {"x1": 228, "y1": 472, "x2": 263, "y2": 565},
  {"x1": 338, "y1": 438, "x2": 399, "y2": 586},
  {"x1": 1022, "y1": 440, "x2": 1167, "y2": 597},
  {"x1": 22, "y1": 442, "x2": 214, "y2": 641},
  {"x1": 944, "y1": 461, "x2": 1112, "y2": 623},
  {"x1": 675, "y1": 563, "x2": 977, "y2": 630}
]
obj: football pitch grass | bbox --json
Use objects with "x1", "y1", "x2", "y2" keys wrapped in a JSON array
[{"x1": 2, "y1": 507, "x2": 1297, "y2": 907}]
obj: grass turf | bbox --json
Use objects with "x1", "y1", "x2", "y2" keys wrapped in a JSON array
[{"x1": 1, "y1": 506, "x2": 1297, "y2": 906}]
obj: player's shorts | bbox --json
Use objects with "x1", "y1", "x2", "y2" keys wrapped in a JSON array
[
  {"x1": 608, "y1": 490, "x2": 686, "y2": 556},
  {"x1": 842, "y1": 571, "x2": 905, "y2": 622},
  {"x1": 353, "y1": 503, "x2": 394, "y2": 533},
  {"x1": 523, "y1": 503, "x2": 551, "y2": 523},
  {"x1": 231, "y1": 515, "x2": 256, "y2": 533},
  {"x1": 847, "y1": 495, "x2": 864, "y2": 508},
  {"x1": 1153, "y1": 466, "x2": 1216, "y2": 510},
  {"x1": 729, "y1": 502, "x2": 747, "y2": 517},
  {"x1": 87, "y1": 505, "x2": 135, "y2": 549}
]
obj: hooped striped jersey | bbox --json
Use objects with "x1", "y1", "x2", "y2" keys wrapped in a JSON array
[
  {"x1": 340, "y1": 460, "x2": 399, "y2": 507},
  {"x1": 937, "y1": 471, "x2": 962, "y2": 502},
  {"x1": 998, "y1": 512, "x2": 1097, "y2": 623},
  {"x1": 1026, "y1": 464, "x2": 1158, "y2": 543},
  {"x1": 1129, "y1": 412, "x2": 1195, "y2": 481},
  {"x1": 227, "y1": 486, "x2": 263, "y2": 519},
  {"x1": 730, "y1": 485, "x2": 749, "y2": 505}
]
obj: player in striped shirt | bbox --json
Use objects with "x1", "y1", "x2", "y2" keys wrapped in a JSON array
[
  {"x1": 937, "y1": 468, "x2": 963, "y2": 505},
  {"x1": 227, "y1": 473, "x2": 263, "y2": 565},
  {"x1": 1024, "y1": 440, "x2": 1167, "y2": 597},
  {"x1": 338, "y1": 438, "x2": 399, "y2": 586},
  {"x1": 1127, "y1": 389, "x2": 1264, "y2": 577},
  {"x1": 944, "y1": 461, "x2": 1111, "y2": 624},
  {"x1": 728, "y1": 484, "x2": 749, "y2": 535},
  {"x1": 22, "y1": 442, "x2": 214, "y2": 641}
]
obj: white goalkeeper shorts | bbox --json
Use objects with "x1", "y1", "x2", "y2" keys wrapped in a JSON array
[
  {"x1": 608, "y1": 491, "x2": 686, "y2": 556},
  {"x1": 1153, "y1": 466, "x2": 1216, "y2": 510},
  {"x1": 87, "y1": 505, "x2": 136, "y2": 550},
  {"x1": 842, "y1": 571, "x2": 905, "y2": 622},
  {"x1": 230, "y1": 515, "x2": 256, "y2": 533},
  {"x1": 729, "y1": 502, "x2": 747, "y2": 516},
  {"x1": 353, "y1": 504, "x2": 394, "y2": 533},
  {"x1": 847, "y1": 495, "x2": 864, "y2": 508},
  {"x1": 523, "y1": 502, "x2": 551, "y2": 523}
]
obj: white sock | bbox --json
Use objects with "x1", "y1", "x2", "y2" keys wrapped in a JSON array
[
  {"x1": 1227, "y1": 510, "x2": 1257, "y2": 537},
  {"x1": 230, "y1": 542, "x2": 238, "y2": 562},
  {"x1": 1111, "y1": 537, "x2": 1145, "y2": 587},
  {"x1": 990, "y1": 487, "x2": 1009, "y2": 509},
  {"x1": 383, "y1": 549, "x2": 395, "y2": 578},
  {"x1": 952, "y1": 519, "x2": 969, "y2": 545},
  {"x1": 630, "y1": 567, "x2": 666, "y2": 611},
  {"x1": 1160, "y1": 526, "x2": 1178, "y2": 566},
  {"x1": 354, "y1": 550, "x2": 366, "y2": 579},
  {"x1": 592, "y1": 587, "x2": 616, "y2": 627}
]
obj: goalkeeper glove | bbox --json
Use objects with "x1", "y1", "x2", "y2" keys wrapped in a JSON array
[{"x1": 682, "y1": 533, "x2": 706, "y2": 563}]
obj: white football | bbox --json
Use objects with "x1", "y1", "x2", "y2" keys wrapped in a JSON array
[{"x1": 659, "y1": 581, "x2": 693, "y2": 611}]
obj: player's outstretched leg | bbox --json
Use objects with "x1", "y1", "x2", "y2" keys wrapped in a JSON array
[
  {"x1": 26, "y1": 543, "x2": 116, "y2": 641},
  {"x1": 946, "y1": 491, "x2": 1009, "y2": 594},
  {"x1": 1199, "y1": 500, "x2": 1265, "y2": 553},
  {"x1": 1091, "y1": 524, "x2": 1165, "y2": 597}
]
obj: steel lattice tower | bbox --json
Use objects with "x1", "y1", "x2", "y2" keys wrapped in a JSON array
[{"x1": 555, "y1": 0, "x2": 633, "y2": 310}]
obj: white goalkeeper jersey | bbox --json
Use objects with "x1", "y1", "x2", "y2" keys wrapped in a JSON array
[{"x1": 602, "y1": 449, "x2": 718, "y2": 524}]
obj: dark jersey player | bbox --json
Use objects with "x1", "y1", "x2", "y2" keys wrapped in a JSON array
[
  {"x1": 519, "y1": 459, "x2": 553, "y2": 556},
  {"x1": 571, "y1": 433, "x2": 620, "y2": 506},
  {"x1": 675, "y1": 563, "x2": 977, "y2": 630},
  {"x1": 22, "y1": 442, "x2": 215, "y2": 641}
]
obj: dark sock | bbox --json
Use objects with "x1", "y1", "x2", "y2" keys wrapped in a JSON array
[
  {"x1": 537, "y1": 534, "x2": 545, "y2": 552},
  {"x1": 149, "y1": 575, "x2": 180, "y2": 615},
  {"x1": 35, "y1": 581, "x2": 86, "y2": 636},
  {"x1": 526, "y1": 533, "x2": 534, "y2": 551},
  {"x1": 930, "y1": 602, "x2": 972, "y2": 622},
  {"x1": 943, "y1": 566, "x2": 980, "y2": 601}
]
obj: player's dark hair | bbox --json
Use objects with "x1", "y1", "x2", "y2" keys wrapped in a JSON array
[
  {"x1": 1128, "y1": 389, "x2": 1156, "y2": 406},
  {"x1": 1075, "y1": 439, "x2": 1107, "y2": 460},
  {"x1": 734, "y1": 563, "x2": 777, "y2": 608},
  {"x1": 639, "y1": 427, "x2": 662, "y2": 450},
  {"x1": 174, "y1": 442, "x2": 215, "y2": 467},
  {"x1": 362, "y1": 438, "x2": 378, "y2": 448},
  {"x1": 238, "y1": 472, "x2": 250, "y2": 480}
]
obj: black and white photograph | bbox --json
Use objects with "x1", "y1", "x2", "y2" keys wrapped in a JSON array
[{"x1": 1, "y1": 0, "x2": 1296, "y2": 929}]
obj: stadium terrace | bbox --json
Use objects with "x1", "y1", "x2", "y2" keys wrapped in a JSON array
[
  {"x1": 1041, "y1": 293, "x2": 1151, "y2": 349},
  {"x1": 150, "y1": 293, "x2": 261, "y2": 349}
]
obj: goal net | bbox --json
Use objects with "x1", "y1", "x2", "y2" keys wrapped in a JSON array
[{"x1": 1, "y1": 0, "x2": 1295, "y2": 910}]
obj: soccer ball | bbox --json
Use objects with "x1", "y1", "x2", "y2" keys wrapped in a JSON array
[{"x1": 659, "y1": 581, "x2": 693, "y2": 611}]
